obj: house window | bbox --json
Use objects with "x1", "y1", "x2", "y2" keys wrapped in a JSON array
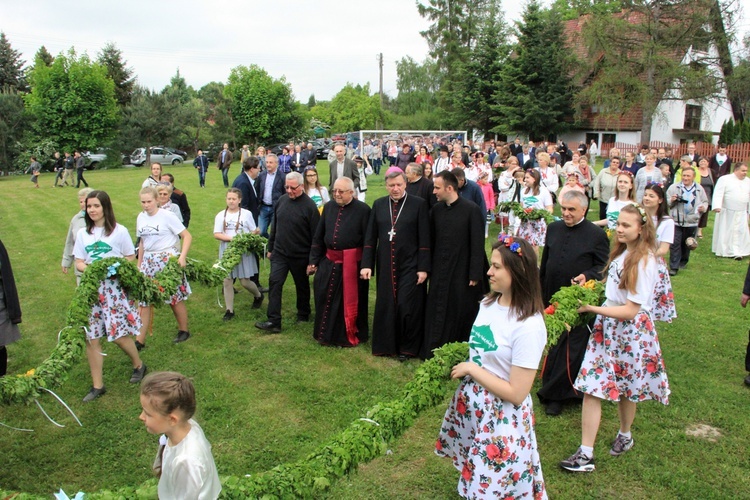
[
  {"x1": 684, "y1": 105, "x2": 702, "y2": 130},
  {"x1": 602, "y1": 133, "x2": 616, "y2": 145}
]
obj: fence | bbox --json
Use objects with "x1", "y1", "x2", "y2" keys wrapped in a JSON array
[{"x1": 601, "y1": 142, "x2": 750, "y2": 162}]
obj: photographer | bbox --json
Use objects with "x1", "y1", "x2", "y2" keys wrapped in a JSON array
[{"x1": 666, "y1": 166, "x2": 708, "y2": 274}]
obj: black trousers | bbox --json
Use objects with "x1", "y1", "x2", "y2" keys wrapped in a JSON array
[
  {"x1": 76, "y1": 168, "x2": 88, "y2": 187},
  {"x1": 746, "y1": 329, "x2": 750, "y2": 372},
  {"x1": 266, "y1": 254, "x2": 310, "y2": 326},
  {"x1": 669, "y1": 225, "x2": 697, "y2": 270},
  {"x1": 598, "y1": 200, "x2": 608, "y2": 221}
]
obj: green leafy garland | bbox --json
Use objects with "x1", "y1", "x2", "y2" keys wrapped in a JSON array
[
  {"x1": 543, "y1": 280, "x2": 605, "y2": 349},
  {"x1": 0, "y1": 232, "x2": 266, "y2": 406},
  {"x1": 0, "y1": 342, "x2": 469, "y2": 499},
  {"x1": 496, "y1": 201, "x2": 554, "y2": 223}
]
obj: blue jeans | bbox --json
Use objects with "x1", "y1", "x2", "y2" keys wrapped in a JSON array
[
  {"x1": 197, "y1": 167, "x2": 207, "y2": 187},
  {"x1": 259, "y1": 205, "x2": 274, "y2": 238},
  {"x1": 221, "y1": 167, "x2": 230, "y2": 187}
]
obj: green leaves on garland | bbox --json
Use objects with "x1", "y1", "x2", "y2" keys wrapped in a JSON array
[
  {"x1": 543, "y1": 280, "x2": 605, "y2": 349},
  {"x1": 0, "y1": 232, "x2": 266, "y2": 406},
  {"x1": 496, "y1": 201, "x2": 554, "y2": 223}
]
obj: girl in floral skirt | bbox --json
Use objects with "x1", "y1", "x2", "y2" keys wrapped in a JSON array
[
  {"x1": 642, "y1": 184, "x2": 676, "y2": 322},
  {"x1": 73, "y1": 190, "x2": 146, "y2": 402},
  {"x1": 136, "y1": 187, "x2": 193, "y2": 347},
  {"x1": 437, "y1": 235, "x2": 547, "y2": 499},
  {"x1": 561, "y1": 204, "x2": 670, "y2": 472},
  {"x1": 516, "y1": 169, "x2": 553, "y2": 252}
]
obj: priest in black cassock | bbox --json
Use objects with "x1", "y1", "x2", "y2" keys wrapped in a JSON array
[
  {"x1": 361, "y1": 168, "x2": 431, "y2": 359},
  {"x1": 421, "y1": 170, "x2": 488, "y2": 359},
  {"x1": 405, "y1": 162, "x2": 437, "y2": 208},
  {"x1": 537, "y1": 190, "x2": 609, "y2": 415},
  {"x1": 309, "y1": 178, "x2": 371, "y2": 347}
]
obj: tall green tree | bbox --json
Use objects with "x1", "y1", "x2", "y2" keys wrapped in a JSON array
[
  {"x1": 310, "y1": 83, "x2": 383, "y2": 132},
  {"x1": 97, "y1": 42, "x2": 135, "y2": 107},
  {"x1": 0, "y1": 32, "x2": 26, "y2": 91},
  {"x1": 34, "y1": 46, "x2": 54, "y2": 67},
  {"x1": 197, "y1": 81, "x2": 235, "y2": 148},
  {"x1": 450, "y1": 4, "x2": 510, "y2": 135},
  {"x1": 574, "y1": 0, "x2": 726, "y2": 142},
  {"x1": 119, "y1": 85, "x2": 183, "y2": 158},
  {"x1": 550, "y1": 0, "x2": 623, "y2": 20},
  {"x1": 492, "y1": 0, "x2": 575, "y2": 139},
  {"x1": 0, "y1": 89, "x2": 29, "y2": 173},
  {"x1": 25, "y1": 49, "x2": 119, "y2": 151},
  {"x1": 225, "y1": 65, "x2": 305, "y2": 144}
]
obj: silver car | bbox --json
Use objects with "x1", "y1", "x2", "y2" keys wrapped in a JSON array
[{"x1": 130, "y1": 147, "x2": 184, "y2": 166}]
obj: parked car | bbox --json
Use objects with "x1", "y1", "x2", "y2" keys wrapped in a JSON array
[
  {"x1": 130, "y1": 147, "x2": 185, "y2": 166},
  {"x1": 268, "y1": 143, "x2": 288, "y2": 156},
  {"x1": 83, "y1": 151, "x2": 107, "y2": 169},
  {"x1": 155, "y1": 146, "x2": 188, "y2": 160},
  {"x1": 311, "y1": 139, "x2": 328, "y2": 159}
]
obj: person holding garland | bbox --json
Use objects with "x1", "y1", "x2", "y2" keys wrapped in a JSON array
[
  {"x1": 436, "y1": 235, "x2": 547, "y2": 498},
  {"x1": 561, "y1": 204, "x2": 670, "y2": 472},
  {"x1": 136, "y1": 186, "x2": 193, "y2": 348},
  {"x1": 515, "y1": 169, "x2": 553, "y2": 251},
  {"x1": 641, "y1": 183, "x2": 677, "y2": 322},
  {"x1": 73, "y1": 190, "x2": 146, "y2": 402},
  {"x1": 213, "y1": 188, "x2": 263, "y2": 321}
]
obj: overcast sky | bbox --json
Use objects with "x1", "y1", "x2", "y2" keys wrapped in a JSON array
[{"x1": 1, "y1": 0, "x2": 748, "y2": 103}]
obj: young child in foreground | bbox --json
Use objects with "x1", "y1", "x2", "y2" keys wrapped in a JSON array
[{"x1": 139, "y1": 371, "x2": 221, "y2": 500}]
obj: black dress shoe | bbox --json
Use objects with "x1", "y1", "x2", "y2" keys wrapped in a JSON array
[
  {"x1": 296, "y1": 315, "x2": 310, "y2": 323},
  {"x1": 252, "y1": 293, "x2": 264, "y2": 309},
  {"x1": 545, "y1": 401, "x2": 563, "y2": 416},
  {"x1": 745, "y1": 374, "x2": 750, "y2": 387},
  {"x1": 173, "y1": 330, "x2": 191, "y2": 343},
  {"x1": 223, "y1": 310, "x2": 235, "y2": 321},
  {"x1": 134, "y1": 340, "x2": 146, "y2": 351},
  {"x1": 255, "y1": 321, "x2": 281, "y2": 333}
]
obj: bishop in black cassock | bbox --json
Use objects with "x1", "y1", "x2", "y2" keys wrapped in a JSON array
[
  {"x1": 309, "y1": 195, "x2": 371, "y2": 347},
  {"x1": 537, "y1": 192, "x2": 609, "y2": 414},
  {"x1": 422, "y1": 172, "x2": 488, "y2": 359},
  {"x1": 362, "y1": 187, "x2": 430, "y2": 358}
]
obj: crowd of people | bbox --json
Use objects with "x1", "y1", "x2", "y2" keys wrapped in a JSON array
[{"x1": 1, "y1": 135, "x2": 745, "y2": 498}]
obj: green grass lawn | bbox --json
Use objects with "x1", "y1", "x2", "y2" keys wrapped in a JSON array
[{"x1": 1, "y1": 164, "x2": 749, "y2": 499}]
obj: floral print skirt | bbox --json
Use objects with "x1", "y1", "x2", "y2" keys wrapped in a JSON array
[
  {"x1": 436, "y1": 378, "x2": 547, "y2": 499},
  {"x1": 651, "y1": 257, "x2": 676, "y2": 322},
  {"x1": 87, "y1": 278, "x2": 142, "y2": 342},
  {"x1": 517, "y1": 219, "x2": 547, "y2": 247},
  {"x1": 574, "y1": 311, "x2": 670, "y2": 404},
  {"x1": 139, "y1": 251, "x2": 191, "y2": 306}
]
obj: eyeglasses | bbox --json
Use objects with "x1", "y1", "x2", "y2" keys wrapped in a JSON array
[
  {"x1": 331, "y1": 189, "x2": 352, "y2": 194},
  {"x1": 285, "y1": 185, "x2": 301, "y2": 191}
]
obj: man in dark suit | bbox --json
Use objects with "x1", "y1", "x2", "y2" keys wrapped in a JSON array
[
  {"x1": 232, "y1": 156, "x2": 262, "y2": 224},
  {"x1": 291, "y1": 144, "x2": 305, "y2": 173},
  {"x1": 304, "y1": 143, "x2": 318, "y2": 168},
  {"x1": 257, "y1": 153, "x2": 286, "y2": 238},
  {"x1": 329, "y1": 143, "x2": 360, "y2": 191},
  {"x1": 709, "y1": 144, "x2": 732, "y2": 178},
  {"x1": 218, "y1": 142, "x2": 233, "y2": 187},
  {"x1": 509, "y1": 137, "x2": 523, "y2": 157},
  {"x1": 517, "y1": 145, "x2": 535, "y2": 170}
]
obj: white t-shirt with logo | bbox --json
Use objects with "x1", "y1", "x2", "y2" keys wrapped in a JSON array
[
  {"x1": 137, "y1": 210, "x2": 185, "y2": 253},
  {"x1": 74, "y1": 224, "x2": 135, "y2": 264},
  {"x1": 468, "y1": 301, "x2": 546, "y2": 380}
]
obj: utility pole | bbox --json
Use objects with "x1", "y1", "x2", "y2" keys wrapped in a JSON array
[{"x1": 377, "y1": 53, "x2": 384, "y2": 129}]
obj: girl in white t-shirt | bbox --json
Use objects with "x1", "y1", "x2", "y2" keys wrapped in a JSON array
[
  {"x1": 594, "y1": 171, "x2": 636, "y2": 230},
  {"x1": 73, "y1": 190, "x2": 146, "y2": 402},
  {"x1": 561, "y1": 204, "x2": 670, "y2": 473},
  {"x1": 142, "y1": 162, "x2": 162, "y2": 189},
  {"x1": 214, "y1": 189, "x2": 263, "y2": 321},
  {"x1": 642, "y1": 184, "x2": 676, "y2": 322},
  {"x1": 516, "y1": 169, "x2": 553, "y2": 250},
  {"x1": 140, "y1": 371, "x2": 221, "y2": 500},
  {"x1": 437, "y1": 236, "x2": 547, "y2": 498},
  {"x1": 136, "y1": 187, "x2": 193, "y2": 348},
  {"x1": 303, "y1": 167, "x2": 330, "y2": 211}
]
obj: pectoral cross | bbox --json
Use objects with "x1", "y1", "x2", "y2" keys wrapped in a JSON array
[{"x1": 388, "y1": 228, "x2": 396, "y2": 241}]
